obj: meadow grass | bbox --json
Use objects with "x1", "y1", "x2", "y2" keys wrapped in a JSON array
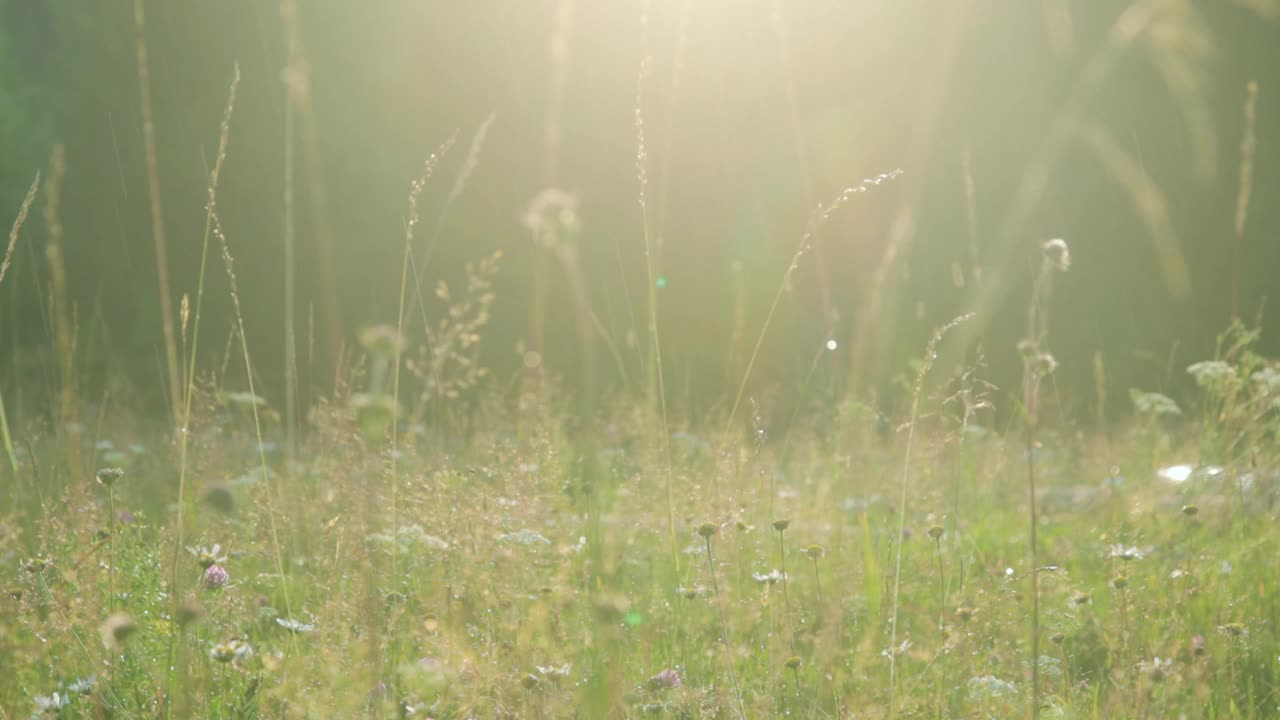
[
  {"x1": 2, "y1": 3, "x2": 1278, "y2": 718},
  {"x1": 2, "y1": 322, "x2": 1278, "y2": 718}
]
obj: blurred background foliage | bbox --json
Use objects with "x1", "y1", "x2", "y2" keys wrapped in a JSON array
[{"x1": 1, "y1": 0, "x2": 1277, "y2": 424}]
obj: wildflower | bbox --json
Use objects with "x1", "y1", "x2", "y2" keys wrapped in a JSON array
[
  {"x1": 210, "y1": 639, "x2": 253, "y2": 663},
  {"x1": 1131, "y1": 390, "x2": 1182, "y2": 416},
  {"x1": 275, "y1": 617, "x2": 316, "y2": 633},
  {"x1": 647, "y1": 668, "x2": 682, "y2": 690},
  {"x1": 1218, "y1": 623, "x2": 1246, "y2": 638},
  {"x1": 772, "y1": 520, "x2": 790, "y2": 532},
  {"x1": 805, "y1": 544, "x2": 825, "y2": 559},
  {"x1": 1109, "y1": 544, "x2": 1145, "y2": 561},
  {"x1": 967, "y1": 675, "x2": 1019, "y2": 700},
  {"x1": 95, "y1": 468, "x2": 125, "y2": 486},
  {"x1": 65, "y1": 675, "x2": 96, "y2": 695},
  {"x1": 99, "y1": 613, "x2": 137, "y2": 649},
  {"x1": 1032, "y1": 353, "x2": 1058, "y2": 377},
  {"x1": 784, "y1": 656, "x2": 803, "y2": 670},
  {"x1": 954, "y1": 607, "x2": 976, "y2": 623},
  {"x1": 497, "y1": 529, "x2": 550, "y2": 546},
  {"x1": 881, "y1": 639, "x2": 913, "y2": 657},
  {"x1": 677, "y1": 586, "x2": 701, "y2": 600},
  {"x1": 1181, "y1": 504, "x2": 1199, "y2": 517},
  {"x1": 1138, "y1": 656, "x2": 1175, "y2": 682},
  {"x1": 1043, "y1": 238, "x2": 1070, "y2": 272},
  {"x1": 1190, "y1": 635, "x2": 1206, "y2": 656},
  {"x1": 1187, "y1": 360, "x2": 1236, "y2": 390},
  {"x1": 536, "y1": 663, "x2": 571, "y2": 681},
  {"x1": 222, "y1": 391, "x2": 267, "y2": 408},
  {"x1": 21, "y1": 556, "x2": 50, "y2": 574},
  {"x1": 1070, "y1": 592, "x2": 1091, "y2": 607},
  {"x1": 1017, "y1": 339, "x2": 1039, "y2": 360},
  {"x1": 187, "y1": 544, "x2": 228, "y2": 569},
  {"x1": 358, "y1": 324, "x2": 404, "y2": 357},
  {"x1": 522, "y1": 188, "x2": 580, "y2": 236},
  {"x1": 752, "y1": 569, "x2": 786, "y2": 585},
  {"x1": 520, "y1": 673, "x2": 540, "y2": 690},
  {"x1": 203, "y1": 564, "x2": 230, "y2": 590},
  {"x1": 32, "y1": 692, "x2": 71, "y2": 715},
  {"x1": 697, "y1": 522, "x2": 719, "y2": 539},
  {"x1": 1112, "y1": 576, "x2": 1129, "y2": 590},
  {"x1": 928, "y1": 524, "x2": 945, "y2": 540},
  {"x1": 1050, "y1": 633, "x2": 1065, "y2": 646}
]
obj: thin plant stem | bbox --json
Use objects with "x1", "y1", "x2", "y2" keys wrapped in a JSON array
[
  {"x1": 133, "y1": 0, "x2": 182, "y2": 424},
  {"x1": 0, "y1": 170, "x2": 36, "y2": 472},
  {"x1": 811, "y1": 556, "x2": 823, "y2": 606},
  {"x1": 776, "y1": 529, "x2": 792, "y2": 631},
  {"x1": 164, "y1": 65, "x2": 239, "y2": 719},
  {"x1": 635, "y1": 56, "x2": 679, "y2": 577},
  {"x1": 888, "y1": 313, "x2": 972, "y2": 720},
  {"x1": 725, "y1": 171, "x2": 902, "y2": 434},
  {"x1": 704, "y1": 533, "x2": 748, "y2": 720},
  {"x1": 107, "y1": 486, "x2": 115, "y2": 609},
  {"x1": 1022, "y1": 239, "x2": 1068, "y2": 719},
  {"x1": 211, "y1": 204, "x2": 296, "y2": 673},
  {"x1": 283, "y1": 66, "x2": 298, "y2": 467}
]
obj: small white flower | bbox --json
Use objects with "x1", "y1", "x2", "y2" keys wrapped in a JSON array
[
  {"x1": 64, "y1": 675, "x2": 96, "y2": 695},
  {"x1": 1109, "y1": 545, "x2": 1145, "y2": 561},
  {"x1": 275, "y1": 617, "x2": 316, "y2": 634},
  {"x1": 536, "y1": 663, "x2": 571, "y2": 680},
  {"x1": 210, "y1": 639, "x2": 253, "y2": 663},
  {"x1": 33, "y1": 692, "x2": 72, "y2": 715},
  {"x1": 1187, "y1": 361, "x2": 1236, "y2": 390},
  {"x1": 751, "y1": 570, "x2": 786, "y2": 585}
]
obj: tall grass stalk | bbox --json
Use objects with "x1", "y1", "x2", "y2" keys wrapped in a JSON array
[
  {"x1": 700, "y1": 524, "x2": 748, "y2": 720},
  {"x1": 163, "y1": 64, "x2": 239, "y2": 718},
  {"x1": 887, "y1": 313, "x2": 971, "y2": 720},
  {"x1": 409, "y1": 115, "x2": 492, "y2": 332},
  {"x1": 211, "y1": 203, "x2": 295, "y2": 661},
  {"x1": 283, "y1": 69, "x2": 299, "y2": 465},
  {"x1": 280, "y1": 0, "x2": 344, "y2": 371},
  {"x1": 133, "y1": 0, "x2": 182, "y2": 424},
  {"x1": 725, "y1": 170, "x2": 902, "y2": 434},
  {"x1": 1231, "y1": 80, "x2": 1258, "y2": 319},
  {"x1": 43, "y1": 147, "x2": 83, "y2": 479},
  {"x1": 0, "y1": 172, "x2": 39, "y2": 473},
  {"x1": 1021, "y1": 238, "x2": 1070, "y2": 719},
  {"x1": 635, "y1": 55, "x2": 679, "y2": 575},
  {"x1": 392, "y1": 137, "x2": 456, "y2": 593}
]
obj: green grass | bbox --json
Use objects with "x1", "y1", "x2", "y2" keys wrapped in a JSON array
[{"x1": 2, "y1": 354, "x2": 1278, "y2": 718}]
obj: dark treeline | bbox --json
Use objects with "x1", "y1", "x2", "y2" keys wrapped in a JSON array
[{"x1": 1, "y1": 1, "x2": 1277, "y2": 424}]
